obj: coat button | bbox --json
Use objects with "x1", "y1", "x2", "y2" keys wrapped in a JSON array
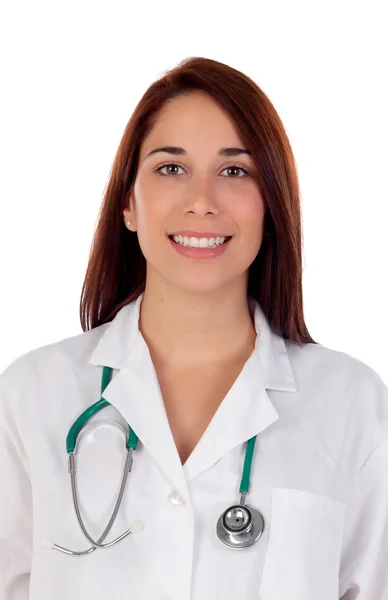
[{"x1": 168, "y1": 489, "x2": 185, "y2": 505}]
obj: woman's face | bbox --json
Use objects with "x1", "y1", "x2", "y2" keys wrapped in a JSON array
[{"x1": 123, "y1": 90, "x2": 266, "y2": 294}]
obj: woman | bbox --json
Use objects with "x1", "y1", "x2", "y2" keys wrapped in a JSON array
[{"x1": 1, "y1": 56, "x2": 387, "y2": 600}]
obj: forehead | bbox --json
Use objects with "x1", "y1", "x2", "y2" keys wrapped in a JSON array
[{"x1": 140, "y1": 92, "x2": 246, "y2": 158}]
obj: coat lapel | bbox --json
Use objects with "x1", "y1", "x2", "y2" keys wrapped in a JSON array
[{"x1": 88, "y1": 293, "x2": 297, "y2": 495}]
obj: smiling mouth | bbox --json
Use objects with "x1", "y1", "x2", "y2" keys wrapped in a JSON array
[{"x1": 168, "y1": 235, "x2": 232, "y2": 248}]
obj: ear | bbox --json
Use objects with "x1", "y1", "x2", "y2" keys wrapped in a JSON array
[{"x1": 123, "y1": 193, "x2": 136, "y2": 228}]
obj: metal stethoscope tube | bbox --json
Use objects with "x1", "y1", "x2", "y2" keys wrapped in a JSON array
[
  {"x1": 51, "y1": 362, "x2": 140, "y2": 556},
  {"x1": 52, "y1": 448, "x2": 134, "y2": 556}
]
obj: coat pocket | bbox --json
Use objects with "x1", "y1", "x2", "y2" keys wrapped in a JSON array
[{"x1": 258, "y1": 487, "x2": 346, "y2": 600}]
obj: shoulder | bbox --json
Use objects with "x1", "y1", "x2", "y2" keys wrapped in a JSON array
[
  {"x1": 285, "y1": 338, "x2": 388, "y2": 468},
  {"x1": 0, "y1": 323, "x2": 109, "y2": 403},
  {"x1": 285, "y1": 338, "x2": 385, "y2": 388}
]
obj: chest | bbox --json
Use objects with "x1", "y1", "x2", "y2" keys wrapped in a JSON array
[{"x1": 153, "y1": 360, "x2": 247, "y2": 465}]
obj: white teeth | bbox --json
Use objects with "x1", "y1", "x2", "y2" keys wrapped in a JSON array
[{"x1": 172, "y1": 235, "x2": 227, "y2": 248}]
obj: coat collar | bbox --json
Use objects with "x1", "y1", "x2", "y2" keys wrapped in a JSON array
[{"x1": 88, "y1": 293, "x2": 297, "y2": 499}]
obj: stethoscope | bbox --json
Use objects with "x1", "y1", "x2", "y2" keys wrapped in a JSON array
[{"x1": 51, "y1": 365, "x2": 265, "y2": 556}]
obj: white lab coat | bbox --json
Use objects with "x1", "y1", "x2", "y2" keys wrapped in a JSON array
[{"x1": 1, "y1": 292, "x2": 388, "y2": 600}]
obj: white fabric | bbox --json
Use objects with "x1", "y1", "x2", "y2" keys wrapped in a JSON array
[{"x1": 1, "y1": 292, "x2": 388, "y2": 600}]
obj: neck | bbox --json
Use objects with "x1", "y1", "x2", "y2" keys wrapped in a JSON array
[{"x1": 138, "y1": 279, "x2": 256, "y2": 370}]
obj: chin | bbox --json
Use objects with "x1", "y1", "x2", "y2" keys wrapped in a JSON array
[{"x1": 167, "y1": 274, "x2": 236, "y2": 295}]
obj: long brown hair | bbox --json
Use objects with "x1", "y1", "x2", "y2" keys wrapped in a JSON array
[{"x1": 80, "y1": 56, "x2": 317, "y2": 346}]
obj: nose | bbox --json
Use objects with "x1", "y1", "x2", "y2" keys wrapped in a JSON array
[{"x1": 183, "y1": 177, "x2": 220, "y2": 217}]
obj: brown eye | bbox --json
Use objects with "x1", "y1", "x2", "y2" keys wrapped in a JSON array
[
  {"x1": 221, "y1": 166, "x2": 250, "y2": 178},
  {"x1": 155, "y1": 163, "x2": 184, "y2": 176}
]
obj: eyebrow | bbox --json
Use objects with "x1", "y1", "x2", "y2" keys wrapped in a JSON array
[{"x1": 144, "y1": 146, "x2": 252, "y2": 159}]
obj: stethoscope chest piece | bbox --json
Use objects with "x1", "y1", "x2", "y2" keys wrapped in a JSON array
[{"x1": 217, "y1": 503, "x2": 265, "y2": 549}]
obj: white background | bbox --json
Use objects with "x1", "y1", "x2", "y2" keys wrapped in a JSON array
[{"x1": 0, "y1": 0, "x2": 387, "y2": 381}]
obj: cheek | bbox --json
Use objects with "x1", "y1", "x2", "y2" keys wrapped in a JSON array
[
  {"x1": 135, "y1": 188, "x2": 172, "y2": 232},
  {"x1": 134, "y1": 193, "x2": 176, "y2": 261},
  {"x1": 233, "y1": 194, "x2": 265, "y2": 233},
  {"x1": 232, "y1": 197, "x2": 266, "y2": 257}
]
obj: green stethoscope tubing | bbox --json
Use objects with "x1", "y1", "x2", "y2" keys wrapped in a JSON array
[
  {"x1": 66, "y1": 365, "x2": 256, "y2": 495},
  {"x1": 66, "y1": 366, "x2": 138, "y2": 454}
]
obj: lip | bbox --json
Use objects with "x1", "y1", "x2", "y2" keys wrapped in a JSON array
[{"x1": 168, "y1": 230, "x2": 232, "y2": 238}]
